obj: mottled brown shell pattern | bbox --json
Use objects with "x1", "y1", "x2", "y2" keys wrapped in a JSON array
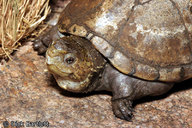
[{"x1": 57, "y1": 0, "x2": 192, "y2": 82}]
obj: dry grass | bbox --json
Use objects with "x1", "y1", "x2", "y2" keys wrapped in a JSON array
[{"x1": 0, "y1": 0, "x2": 50, "y2": 59}]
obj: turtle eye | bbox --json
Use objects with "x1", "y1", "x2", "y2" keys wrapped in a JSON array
[
  {"x1": 64, "y1": 53, "x2": 76, "y2": 65},
  {"x1": 65, "y1": 57, "x2": 75, "y2": 64},
  {"x1": 190, "y1": 6, "x2": 192, "y2": 13}
]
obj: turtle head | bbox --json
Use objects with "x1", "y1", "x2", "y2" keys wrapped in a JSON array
[{"x1": 46, "y1": 35, "x2": 105, "y2": 92}]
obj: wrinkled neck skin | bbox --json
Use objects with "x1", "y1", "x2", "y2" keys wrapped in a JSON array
[
  {"x1": 81, "y1": 66, "x2": 105, "y2": 93},
  {"x1": 96, "y1": 64, "x2": 174, "y2": 100}
]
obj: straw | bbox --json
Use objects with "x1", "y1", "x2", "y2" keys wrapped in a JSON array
[{"x1": 0, "y1": 0, "x2": 50, "y2": 59}]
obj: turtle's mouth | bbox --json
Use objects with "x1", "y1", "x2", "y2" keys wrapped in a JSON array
[
  {"x1": 46, "y1": 63, "x2": 90, "y2": 92},
  {"x1": 47, "y1": 63, "x2": 100, "y2": 93},
  {"x1": 53, "y1": 74, "x2": 90, "y2": 92},
  {"x1": 47, "y1": 64, "x2": 69, "y2": 77}
]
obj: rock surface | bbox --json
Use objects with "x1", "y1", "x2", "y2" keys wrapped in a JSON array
[{"x1": 0, "y1": 42, "x2": 191, "y2": 128}]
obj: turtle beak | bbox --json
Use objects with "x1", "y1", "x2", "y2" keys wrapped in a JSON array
[
  {"x1": 47, "y1": 64, "x2": 69, "y2": 77},
  {"x1": 53, "y1": 74, "x2": 89, "y2": 92}
]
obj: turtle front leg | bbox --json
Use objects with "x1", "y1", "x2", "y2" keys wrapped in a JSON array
[
  {"x1": 33, "y1": 26, "x2": 60, "y2": 54},
  {"x1": 97, "y1": 64, "x2": 173, "y2": 121}
]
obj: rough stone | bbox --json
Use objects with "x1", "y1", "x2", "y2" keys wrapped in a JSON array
[{"x1": 0, "y1": 42, "x2": 191, "y2": 128}]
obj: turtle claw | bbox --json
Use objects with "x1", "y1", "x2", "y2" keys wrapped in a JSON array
[
  {"x1": 33, "y1": 39, "x2": 48, "y2": 55},
  {"x1": 112, "y1": 98, "x2": 134, "y2": 121},
  {"x1": 33, "y1": 32, "x2": 54, "y2": 55},
  {"x1": 33, "y1": 26, "x2": 57, "y2": 55}
]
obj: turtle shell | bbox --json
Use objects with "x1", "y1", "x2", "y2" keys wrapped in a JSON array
[{"x1": 57, "y1": 0, "x2": 192, "y2": 82}]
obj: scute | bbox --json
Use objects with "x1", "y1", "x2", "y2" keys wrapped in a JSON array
[
  {"x1": 58, "y1": 0, "x2": 192, "y2": 82},
  {"x1": 118, "y1": 0, "x2": 192, "y2": 67},
  {"x1": 58, "y1": 0, "x2": 104, "y2": 33}
]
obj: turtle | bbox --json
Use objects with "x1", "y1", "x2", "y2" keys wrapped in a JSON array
[{"x1": 33, "y1": 0, "x2": 192, "y2": 121}]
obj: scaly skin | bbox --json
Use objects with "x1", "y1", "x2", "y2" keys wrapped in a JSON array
[
  {"x1": 97, "y1": 64, "x2": 173, "y2": 121},
  {"x1": 46, "y1": 35, "x2": 106, "y2": 92},
  {"x1": 33, "y1": 34, "x2": 173, "y2": 121},
  {"x1": 33, "y1": 0, "x2": 192, "y2": 121}
]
